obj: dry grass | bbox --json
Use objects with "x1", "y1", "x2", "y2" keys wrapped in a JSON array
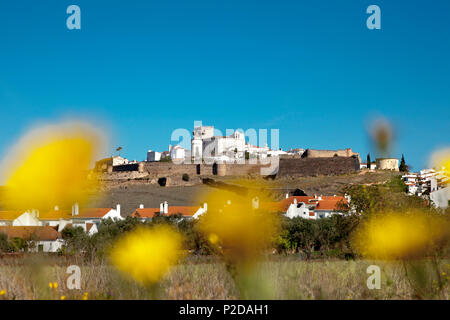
[{"x1": 0, "y1": 255, "x2": 448, "y2": 300}]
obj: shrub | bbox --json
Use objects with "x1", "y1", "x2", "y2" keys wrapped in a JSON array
[
  {"x1": 160, "y1": 156, "x2": 172, "y2": 163},
  {"x1": 182, "y1": 173, "x2": 190, "y2": 181}
]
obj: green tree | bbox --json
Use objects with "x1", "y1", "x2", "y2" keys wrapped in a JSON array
[
  {"x1": 342, "y1": 176, "x2": 427, "y2": 216},
  {"x1": 160, "y1": 156, "x2": 172, "y2": 162},
  {"x1": 399, "y1": 154, "x2": 408, "y2": 172},
  {"x1": 0, "y1": 232, "x2": 12, "y2": 253},
  {"x1": 366, "y1": 153, "x2": 371, "y2": 169}
]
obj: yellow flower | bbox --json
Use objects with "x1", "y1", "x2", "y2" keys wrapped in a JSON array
[
  {"x1": 1, "y1": 122, "x2": 104, "y2": 210},
  {"x1": 49, "y1": 282, "x2": 58, "y2": 289},
  {"x1": 0, "y1": 290, "x2": 6, "y2": 296},
  {"x1": 197, "y1": 180, "x2": 280, "y2": 266},
  {"x1": 82, "y1": 292, "x2": 88, "y2": 300},
  {"x1": 110, "y1": 225, "x2": 185, "y2": 284},
  {"x1": 352, "y1": 210, "x2": 450, "y2": 260},
  {"x1": 208, "y1": 233, "x2": 219, "y2": 245},
  {"x1": 429, "y1": 148, "x2": 450, "y2": 179},
  {"x1": 60, "y1": 296, "x2": 66, "y2": 300}
]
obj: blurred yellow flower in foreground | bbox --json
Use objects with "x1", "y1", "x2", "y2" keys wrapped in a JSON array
[
  {"x1": 110, "y1": 225, "x2": 185, "y2": 284},
  {"x1": 0, "y1": 290, "x2": 6, "y2": 296},
  {"x1": 60, "y1": 296, "x2": 66, "y2": 300},
  {"x1": 82, "y1": 292, "x2": 88, "y2": 300},
  {"x1": 430, "y1": 148, "x2": 450, "y2": 179},
  {"x1": 352, "y1": 210, "x2": 450, "y2": 260},
  {"x1": 198, "y1": 180, "x2": 280, "y2": 266},
  {"x1": 1, "y1": 122, "x2": 104, "y2": 210}
]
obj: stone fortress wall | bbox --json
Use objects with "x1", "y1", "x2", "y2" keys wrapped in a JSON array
[{"x1": 302, "y1": 148, "x2": 361, "y2": 163}]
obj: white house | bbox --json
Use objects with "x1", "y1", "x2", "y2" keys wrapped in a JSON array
[
  {"x1": 279, "y1": 195, "x2": 348, "y2": 220},
  {"x1": 191, "y1": 124, "x2": 245, "y2": 161},
  {"x1": 286, "y1": 148, "x2": 305, "y2": 156},
  {"x1": 0, "y1": 211, "x2": 40, "y2": 227},
  {"x1": 285, "y1": 198, "x2": 312, "y2": 219},
  {"x1": 170, "y1": 145, "x2": 186, "y2": 162},
  {"x1": 267, "y1": 149, "x2": 287, "y2": 157},
  {"x1": 111, "y1": 156, "x2": 129, "y2": 166},
  {"x1": 39, "y1": 204, "x2": 123, "y2": 234},
  {"x1": 147, "y1": 150, "x2": 162, "y2": 162},
  {"x1": 245, "y1": 144, "x2": 270, "y2": 159},
  {"x1": 131, "y1": 202, "x2": 207, "y2": 221},
  {"x1": 403, "y1": 169, "x2": 448, "y2": 196},
  {"x1": 0, "y1": 226, "x2": 64, "y2": 253},
  {"x1": 430, "y1": 186, "x2": 450, "y2": 209}
]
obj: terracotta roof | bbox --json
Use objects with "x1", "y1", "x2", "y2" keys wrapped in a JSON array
[
  {"x1": 132, "y1": 206, "x2": 198, "y2": 218},
  {"x1": 0, "y1": 211, "x2": 26, "y2": 221},
  {"x1": 39, "y1": 210, "x2": 72, "y2": 220},
  {"x1": 260, "y1": 202, "x2": 284, "y2": 212},
  {"x1": 76, "y1": 208, "x2": 112, "y2": 219},
  {"x1": 279, "y1": 196, "x2": 342, "y2": 210},
  {"x1": 0, "y1": 226, "x2": 61, "y2": 241},
  {"x1": 40, "y1": 208, "x2": 113, "y2": 220},
  {"x1": 86, "y1": 223, "x2": 95, "y2": 232},
  {"x1": 315, "y1": 200, "x2": 346, "y2": 211}
]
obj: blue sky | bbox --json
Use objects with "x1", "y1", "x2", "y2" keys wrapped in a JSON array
[{"x1": 0, "y1": 0, "x2": 449, "y2": 171}]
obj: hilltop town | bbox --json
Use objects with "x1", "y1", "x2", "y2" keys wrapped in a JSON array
[{"x1": 0, "y1": 123, "x2": 448, "y2": 253}]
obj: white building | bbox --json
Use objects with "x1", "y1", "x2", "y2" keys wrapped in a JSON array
[
  {"x1": 0, "y1": 211, "x2": 40, "y2": 226},
  {"x1": 132, "y1": 202, "x2": 207, "y2": 221},
  {"x1": 268, "y1": 149, "x2": 287, "y2": 157},
  {"x1": 0, "y1": 226, "x2": 64, "y2": 253},
  {"x1": 147, "y1": 150, "x2": 162, "y2": 162},
  {"x1": 360, "y1": 162, "x2": 377, "y2": 170},
  {"x1": 285, "y1": 198, "x2": 311, "y2": 219},
  {"x1": 402, "y1": 169, "x2": 448, "y2": 196},
  {"x1": 169, "y1": 145, "x2": 186, "y2": 162},
  {"x1": 245, "y1": 144, "x2": 270, "y2": 159},
  {"x1": 191, "y1": 124, "x2": 245, "y2": 161},
  {"x1": 39, "y1": 204, "x2": 123, "y2": 234},
  {"x1": 430, "y1": 186, "x2": 450, "y2": 209},
  {"x1": 112, "y1": 156, "x2": 129, "y2": 166},
  {"x1": 278, "y1": 195, "x2": 348, "y2": 220}
]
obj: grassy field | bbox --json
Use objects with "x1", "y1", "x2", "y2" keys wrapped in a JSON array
[{"x1": 1, "y1": 255, "x2": 448, "y2": 300}]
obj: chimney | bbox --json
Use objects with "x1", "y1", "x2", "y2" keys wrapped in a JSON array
[
  {"x1": 293, "y1": 198, "x2": 297, "y2": 205},
  {"x1": 203, "y1": 203, "x2": 208, "y2": 211},
  {"x1": 163, "y1": 201, "x2": 168, "y2": 214},
  {"x1": 139, "y1": 204, "x2": 144, "y2": 209},
  {"x1": 286, "y1": 193, "x2": 289, "y2": 199},
  {"x1": 116, "y1": 204, "x2": 121, "y2": 216},
  {"x1": 159, "y1": 203, "x2": 164, "y2": 214},
  {"x1": 72, "y1": 203, "x2": 79, "y2": 216}
]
